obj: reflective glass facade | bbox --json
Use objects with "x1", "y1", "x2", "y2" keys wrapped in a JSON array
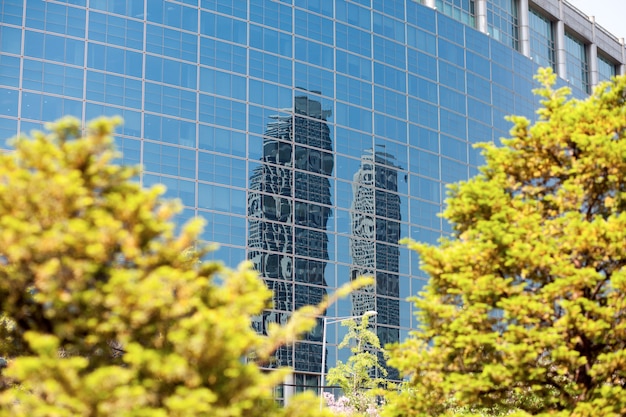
[
  {"x1": 565, "y1": 32, "x2": 589, "y2": 93},
  {"x1": 436, "y1": 0, "x2": 476, "y2": 26},
  {"x1": 598, "y1": 55, "x2": 617, "y2": 83},
  {"x1": 487, "y1": 0, "x2": 517, "y2": 49},
  {"x1": 528, "y1": 7, "x2": 555, "y2": 71},
  {"x1": 1, "y1": 0, "x2": 624, "y2": 396}
]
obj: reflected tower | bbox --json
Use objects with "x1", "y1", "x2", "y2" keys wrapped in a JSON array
[
  {"x1": 350, "y1": 147, "x2": 401, "y2": 379},
  {"x1": 248, "y1": 94, "x2": 333, "y2": 379}
]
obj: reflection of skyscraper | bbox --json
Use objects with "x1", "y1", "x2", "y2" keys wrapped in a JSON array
[
  {"x1": 248, "y1": 94, "x2": 333, "y2": 381},
  {"x1": 350, "y1": 148, "x2": 402, "y2": 379}
]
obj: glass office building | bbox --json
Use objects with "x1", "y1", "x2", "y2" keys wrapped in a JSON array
[{"x1": 1, "y1": 0, "x2": 625, "y2": 398}]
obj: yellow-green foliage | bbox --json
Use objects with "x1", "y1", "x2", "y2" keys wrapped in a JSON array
[
  {"x1": 327, "y1": 315, "x2": 387, "y2": 414},
  {"x1": 0, "y1": 117, "x2": 337, "y2": 416},
  {"x1": 384, "y1": 69, "x2": 626, "y2": 417}
]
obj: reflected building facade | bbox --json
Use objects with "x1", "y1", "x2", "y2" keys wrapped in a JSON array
[
  {"x1": 350, "y1": 148, "x2": 402, "y2": 379},
  {"x1": 248, "y1": 94, "x2": 333, "y2": 374},
  {"x1": 2, "y1": 0, "x2": 626, "y2": 397}
]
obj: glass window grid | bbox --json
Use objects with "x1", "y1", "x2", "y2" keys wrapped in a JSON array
[
  {"x1": 200, "y1": 37, "x2": 248, "y2": 75},
  {"x1": 336, "y1": 0, "x2": 371, "y2": 31},
  {"x1": 198, "y1": 151, "x2": 248, "y2": 188},
  {"x1": 200, "y1": 0, "x2": 247, "y2": 19},
  {"x1": 200, "y1": 67, "x2": 247, "y2": 101},
  {"x1": 145, "y1": 55, "x2": 197, "y2": 90},
  {"x1": 336, "y1": 22, "x2": 372, "y2": 58},
  {"x1": 439, "y1": 85, "x2": 467, "y2": 114},
  {"x1": 373, "y1": 35, "x2": 406, "y2": 69},
  {"x1": 528, "y1": 9, "x2": 555, "y2": 70},
  {"x1": 374, "y1": 86, "x2": 407, "y2": 119},
  {"x1": 93, "y1": 0, "x2": 145, "y2": 20},
  {"x1": 294, "y1": 62, "x2": 334, "y2": 99},
  {"x1": 25, "y1": 30, "x2": 85, "y2": 66},
  {"x1": 199, "y1": 210, "x2": 247, "y2": 246},
  {"x1": 87, "y1": 41, "x2": 142, "y2": 78},
  {"x1": 407, "y1": 2, "x2": 436, "y2": 33},
  {"x1": 145, "y1": 82, "x2": 197, "y2": 121},
  {"x1": 26, "y1": 0, "x2": 86, "y2": 38},
  {"x1": 171, "y1": 0, "x2": 199, "y2": 7},
  {"x1": 0, "y1": 0, "x2": 23, "y2": 26},
  {"x1": 113, "y1": 136, "x2": 141, "y2": 166},
  {"x1": 336, "y1": 50, "x2": 372, "y2": 81},
  {"x1": 89, "y1": 11, "x2": 143, "y2": 51},
  {"x1": 250, "y1": 0, "x2": 292, "y2": 33},
  {"x1": 0, "y1": 56, "x2": 20, "y2": 88},
  {"x1": 294, "y1": 0, "x2": 334, "y2": 18},
  {"x1": 373, "y1": 0, "x2": 405, "y2": 20},
  {"x1": 249, "y1": 49, "x2": 293, "y2": 85},
  {"x1": 410, "y1": 124, "x2": 439, "y2": 153},
  {"x1": 487, "y1": 0, "x2": 518, "y2": 50},
  {"x1": 565, "y1": 32, "x2": 589, "y2": 94},
  {"x1": 0, "y1": 25, "x2": 22, "y2": 56},
  {"x1": 200, "y1": 11, "x2": 246, "y2": 45},
  {"x1": 438, "y1": 14, "x2": 465, "y2": 46},
  {"x1": 295, "y1": 8, "x2": 334, "y2": 46},
  {"x1": 597, "y1": 54, "x2": 617, "y2": 83},
  {"x1": 144, "y1": 113, "x2": 197, "y2": 147},
  {"x1": 334, "y1": 126, "x2": 374, "y2": 158},
  {"x1": 146, "y1": 23, "x2": 197, "y2": 62},
  {"x1": 144, "y1": 141, "x2": 196, "y2": 179},
  {"x1": 85, "y1": 103, "x2": 140, "y2": 137},
  {"x1": 408, "y1": 98, "x2": 439, "y2": 131},
  {"x1": 373, "y1": 11, "x2": 405, "y2": 43},
  {"x1": 294, "y1": 37, "x2": 334, "y2": 69},
  {"x1": 374, "y1": 62, "x2": 407, "y2": 93},
  {"x1": 249, "y1": 23, "x2": 292, "y2": 57},
  {"x1": 374, "y1": 114, "x2": 408, "y2": 144},
  {"x1": 147, "y1": 1, "x2": 197, "y2": 31},
  {"x1": 409, "y1": 174, "x2": 441, "y2": 203},
  {"x1": 441, "y1": 156, "x2": 469, "y2": 184},
  {"x1": 435, "y1": 0, "x2": 476, "y2": 27},
  {"x1": 21, "y1": 59, "x2": 84, "y2": 99},
  {"x1": 199, "y1": 123, "x2": 246, "y2": 157},
  {"x1": 407, "y1": 25, "x2": 437, "y2": 55},
  {"x1": 336, "y1": 74, "x2": 373, "y2": 109},
  {"x1": 144, "y1": 173, "x2": 196, "y2": 208},
  {"x1": 409, "y1": 147, "x2": 440, "y2": 180},
  {"x1": 21, "y1": 92, "x2": 82, "y2": 122},
  {"x1": 439, "y1": 61, "x2": 466, "y2": 92},
  {"x1": 408, "y1": 49, "x2": 438, "y2": 80},
  {"x1": 198, "y1": 182, "x2": 246, "y2": 215}
]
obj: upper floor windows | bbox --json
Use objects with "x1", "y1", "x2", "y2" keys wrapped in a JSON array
[
  {"x1": 597, "y1": 54, "x2": 617, "y2": 83},
  {"x1": 565, "y1": 32, "x2": 589, "y2": 93},
  {"x1": 487, "y1": 0, "x2": 518, "y2": 50},
  {"x1": 435, "y1": 0, "x2": 475, "y2": 27},
  {"x1": 528, "y1": 8, "x2": 555, "y2": 71}
]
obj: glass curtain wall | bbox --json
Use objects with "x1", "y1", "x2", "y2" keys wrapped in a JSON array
[
  {"x1": 597, "y1": 54, "x2": 617, "y2": 83},
  {"x1": 528, "y1": 8, "x2": 556, "y2": 71},
  {"x1": 435, "y1": 0, "x2": 476, "y2": 26},
  {"x1": 565, "y1": 32, "x2": 589, "y2": 93},
  {"x1": 487, "y1": 0, "x2": 518, "y2": 50}
]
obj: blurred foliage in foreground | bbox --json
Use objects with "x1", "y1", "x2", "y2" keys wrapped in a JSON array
[
  {"x1": 0, "y1": 116, "x2": 370, "y2": 417},
  {"x1": 385, "y1": 69, "x2": 626, "y2": 417}
]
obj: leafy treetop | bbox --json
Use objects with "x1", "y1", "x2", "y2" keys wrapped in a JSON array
[
  {"x1": 326, "y1": 315, "x2": 387, "y2": 416},
  {"x1": 0, "y1": 117, "x2": 361, "y2": 417},
  {"x1": 384, "y1": 69, "x2": 626, "y2": 417}
]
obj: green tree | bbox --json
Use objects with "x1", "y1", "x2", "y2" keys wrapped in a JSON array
[
  {"x1": 384, "y1": 69, "x2": 626, "y2": 417},
  {"x1": 0, "y1": 116, "x2": 358, "y2": 416},
  {"x1": 326, "y1": 315, "x2": 387, "y2": 416}
]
